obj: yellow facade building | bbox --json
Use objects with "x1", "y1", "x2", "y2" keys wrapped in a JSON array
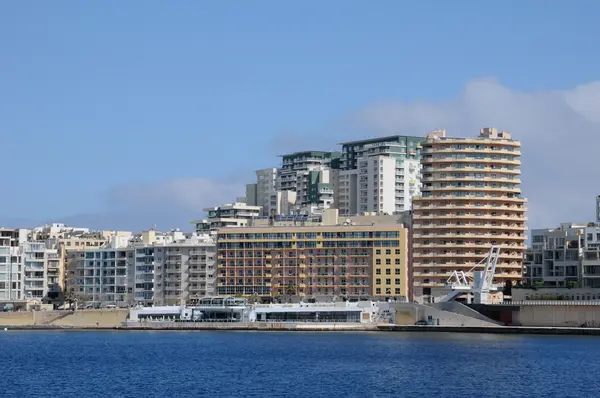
[{"x1": 216, "y1": 224, "x2": 409, "y2": 300}]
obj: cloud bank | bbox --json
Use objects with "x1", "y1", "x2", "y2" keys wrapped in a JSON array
[
  {"x1": 348, "y1": 78, "x2": 600, "y2": 229},
  {"x1": 4, "y1": 78, "x2": 597, "y2": 232},
  {"x1": 26, "y1": 178, "x2": 245, "y2": 232}
]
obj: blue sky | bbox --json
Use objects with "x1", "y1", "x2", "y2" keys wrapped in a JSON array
[{"x1": 1, "y1": 1, "x2": 600, "y2": 231}]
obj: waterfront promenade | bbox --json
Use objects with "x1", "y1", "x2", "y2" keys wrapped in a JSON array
[{"x1": 4, "y1": 309, "x2": 600, "y2": 335}]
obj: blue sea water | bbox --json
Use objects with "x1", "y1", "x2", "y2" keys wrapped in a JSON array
[{"x1": 1, "y1": 331, "x2": 598, "y2": 397}]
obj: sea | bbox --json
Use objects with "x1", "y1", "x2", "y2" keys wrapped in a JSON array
[{"x1": 1, "y1": 330, "x2": 598, "y2": 397}]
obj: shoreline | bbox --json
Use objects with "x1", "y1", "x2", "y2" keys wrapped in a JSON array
[{"x1": 4, "y1": 323, "x2": 600, "y2": 336}]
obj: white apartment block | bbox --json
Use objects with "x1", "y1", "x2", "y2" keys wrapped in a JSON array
[
  {"x1": 67, "y1": 229, "x2": 217, "y2": 307},
  {"x1": 192, "y1": 202, "x2": 262, "y2": 234},
  {"x1": 153, "y1": 235, "x2": 216, "y2": 306},
  {"x1": 0, "y1": 229, "x2": 27, "y2": 301},
  {"x1": 1, "y1": 229, "x2": 60, "y2": 302},
  {"x1": 29, "y1": 223, "x2": 90, "y2": 240},
  {"x1": 337, "y1": 136, "x2": 422, "y2": 216},
  {"x1": 21, "y1": 241, "x2": 59, "y2": 300},
  {"x1": 269, "y1": 190, "x2": 297, "y2": 217},
  {"x1": 525, "y1": 223, "x2": 600, "y2": 288}
]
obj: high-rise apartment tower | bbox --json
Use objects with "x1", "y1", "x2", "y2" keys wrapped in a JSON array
[{"x1": 412, "y1": 128, "x2": 527, "y2": 303}]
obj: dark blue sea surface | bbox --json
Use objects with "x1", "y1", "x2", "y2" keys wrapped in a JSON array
[{"x1": 1, "y1": 330, "x2": 598, "y2": 397}]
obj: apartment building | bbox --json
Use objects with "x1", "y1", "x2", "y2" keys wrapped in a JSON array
[
  {"x1": 268, "y1": 190, "x2": 297, "y2": 217},
  {"x1": 412, "y1": 128, "x2": 527, "y2": 303},
  {"x1": 67, "y1": 230, "x2": 150, "y2": 306},
  {"x1": 68, "y1": 246, "x2": 132, "y2": 306},
  {"x1": 28, "y1": 223, "x2": 89, "y2": 241},
  {"x1": 0, "y1": 228, "x2": 27, "y2": 301},
  {"x1": 245, "y1": 183, "x2": 258, "y2": 206},
  {"x1": 153, "y1": 235, "x2": 216, "y2": 306},
  {"x1": 277, "y1": 151, "x2": 339, "y2": 212},
  {"x1": 21, "y1": 241, "x2": 57, "y2": 300},
  {"x1": 337, "y1": 135, "x2": 422, "y2": 216},
  {"x1": 216, "y1": 224, "x2": 409, "y2": 301},
  {"x1": 61, "y1": 230, "x2": 131, "y2": 298},
  {"x1": 255, "y1": 168, "x2": 277, "y2": 216},
  {"x1": 2, "y1": 226, "x2": 112, "y2": 304},
  {"x1": 525, "y1": 223, "x2": 600, "y2": 288},
  {"x1": 192, "y1": 202, "x2": 262, "y2": 234},
  {"x1": 66, "y1": 229, "x2": 216, "y2": 307}
]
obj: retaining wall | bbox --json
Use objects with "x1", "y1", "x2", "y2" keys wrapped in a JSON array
[
  {"x1": 519, "y1": 306, "x2": 600, "y2": 327},
  {"x1": 50, "y1": 310, "x2": 129, "y2": 327},
  {"x1": 389, "y1": 303, "x2": 498, "y2": 327}
]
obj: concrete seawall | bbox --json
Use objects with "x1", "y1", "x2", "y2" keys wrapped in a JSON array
[
  {"x1": 5, "y1": 322, "x2": 600, "y2": 336},
  {"x1": 0, "y1": 309, "x2": 129, "y2": 327},
  {"x1": 378, "y1": 325, "x2": 600, "y2": 336},
  {"x1": 2, "y1": 322, "x2": 378, "y2": 332}
]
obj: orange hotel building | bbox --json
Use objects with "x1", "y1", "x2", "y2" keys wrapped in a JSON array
[{"x1": 216, "y1": 225, "x2": 409, "y2": 300}]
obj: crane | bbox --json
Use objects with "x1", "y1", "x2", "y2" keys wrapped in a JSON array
[{"x1": 436, "y1": 245, "x2": 501, "y2": 304}]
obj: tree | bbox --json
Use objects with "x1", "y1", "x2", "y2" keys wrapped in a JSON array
[
  {"x1": 65, "y1": 289, "x2": 77, "y2": 311},
  {"x1": 284, "y1": 284, "x2": 297, "y2": 303}
]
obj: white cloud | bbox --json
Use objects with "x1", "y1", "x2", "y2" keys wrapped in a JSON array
[
  {"x1": 107, "y1": 177, "x2": 244, "y2": 213},
  {"x1": 348, "y1": 78, "x2": 600, "y2": 229},
  {"x1": 39, "y1": 178, "x2": 246, "y2": 231},
  {"x1": 15, "y1": 79, "x2": 598, "y2": 232}
]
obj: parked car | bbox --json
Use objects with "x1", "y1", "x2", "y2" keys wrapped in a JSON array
[{"x1": 414, "y1": 320, "x2": 428, "y2": 325}]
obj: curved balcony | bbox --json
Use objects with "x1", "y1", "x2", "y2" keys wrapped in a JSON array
[
  {"x1": 422, "y1": 166, "x2": 521, "y2": 175},
  {"x1": 413, "y1": 203, "x2": 527, "y2": 212},
  {"x1": 414, "y1": 213, "x2": 528, "y2": 222},
  {"x1": 421, "y1": 158, "x2": 521, "y2": 166},
  {"x1": 414, "y1": 195, "x2": 527, "y2": 203}
]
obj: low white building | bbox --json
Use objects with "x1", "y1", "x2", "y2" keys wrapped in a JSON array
[
  {"x1": 191, "y1": 202, "x2": 262, "y2": 233},
  {"x1": 128, "y1": 298, "x2": 383, "y2": 324}
]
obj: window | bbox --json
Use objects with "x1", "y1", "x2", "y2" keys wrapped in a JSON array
[
  {"x1": 385, "y1": 258, "x2": 391, "y2": 265},
  {"x1": 376, "y1": 249, "x2": 381, "y2": 255},
  {"x1": 385, "y1": 278, "x2": 391, "y2": 285},
  {"x1": 395, "y1": 258, "x2": 400, "y2": 265},
  {"x1": 376, "y1": 278, "x2": 381, "y2": 285},
  {"x1": 395, "y1": 288, "x2": 400, "y2": 295},
  {"x1": 395, "y1": 278, "x2": 401, "y2": 285},
  {"x1": 376, "y1": 259, "x2": 381, "y2": 265},
  {"x1": 385, "y1": 269, "x2": 391, "y2": 275},
  {"x1": 376, "y1": 269, "x2": 381, "y2": 275},
  {"x1": 376, "y1": 288, "x2": 381, "y2": 294},
  {"x1": 395, "y1": 249, "x2": 400, "y2": 255},
  {"x1": 386, "y1": 249, "x2": 391, "y2": 255},
  {"x1": 395, "y1": 269, "x2": 401, "y2": 275}
]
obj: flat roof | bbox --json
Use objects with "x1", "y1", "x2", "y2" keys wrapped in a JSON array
[
  {"x1": 254, "y1": 307, "x2": 363, "y2": 313},
  {"x1": 278, "y1": 150, "x2": 334, "y2": 158},
  {"x1": 216, "y1": 224, "x2": 406, "y2": 233},
  {"x1": 338, "y1": 135, "x2": 424, "y2": 146}
]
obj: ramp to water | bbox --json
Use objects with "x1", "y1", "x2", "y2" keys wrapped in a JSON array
[
  {"x1": 388, "y1": 303, "x2": 499, "y2": 327},
  {"x1": 431, "y1": 301, "x2": 503, "y2": 325}
]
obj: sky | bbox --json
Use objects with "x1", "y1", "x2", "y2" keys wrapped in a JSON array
[{"x1": 1, "y1": 1, "x2": 600, "y2": 231}]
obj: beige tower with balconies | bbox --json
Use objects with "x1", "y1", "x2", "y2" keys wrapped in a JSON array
[{"x1": 412, "y1": 128, "x2": 527, "y2": 303}]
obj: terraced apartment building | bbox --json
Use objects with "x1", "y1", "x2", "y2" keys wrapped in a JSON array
[
  {"x1": 412, "y1": 128, "x2": 527, "y2": 303},
  {"x1": 216, "y1": 225, "x2": 409, "y2": 300}
]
